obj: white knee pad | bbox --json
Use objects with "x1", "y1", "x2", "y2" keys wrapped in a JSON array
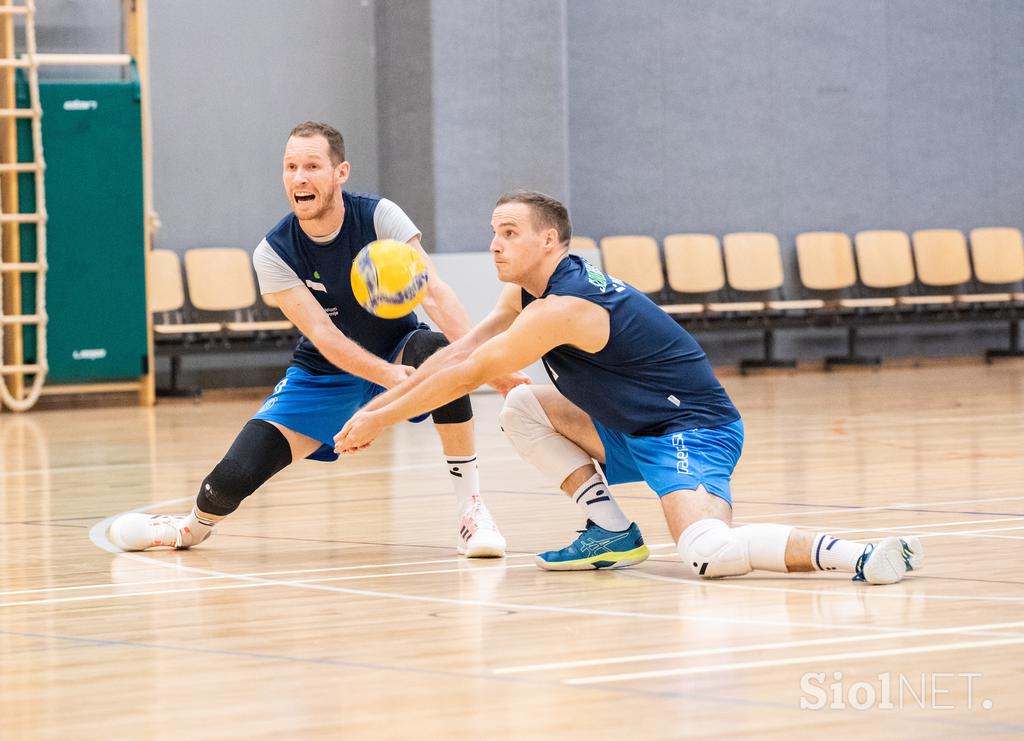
[
  {"x1": 679, "y1": 519, "x2": 751, "y2": 578},
  {"x1": 498, "y1": 385, "x2": 595, "y2": 485},
  {"x1": 679, "y1": 519, "x2": 793, "y2": 578}
]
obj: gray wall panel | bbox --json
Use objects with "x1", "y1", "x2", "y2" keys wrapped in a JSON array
[
  {"x1": 660, "y1": 1, "x2": 779, "y2": 234},
  {"x1": 376, "y1": 0, "x2": 436, "y2": 248},
  {"x1": 992, "y1": 0, "x2": 1024, "y2": 227},
  {"x1": 431, "y1": 0, "x2": 567, "y2": 251},
  {"x1": 568, "y1": 0, "x2": 1024, "y2": 260},
  {"x1": 148, "y1": 0, "x2": 379, "y2": 252},
  {"x1": 885, "y1": 0, "x2": 995, "y2": 230},
  {"x1": 568, "y1": 0, "x2": 664, "y2": 237},
  {"x1": 431, "y1": 0, "x2": 504, "y2": 250},
  {"x1": 773, "y1": 1, "x2": 889, "y2": 236}
]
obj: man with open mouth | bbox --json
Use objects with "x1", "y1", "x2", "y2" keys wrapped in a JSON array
[{"x1": 108, "y1": 121, "x2": 528, "y2": 556}]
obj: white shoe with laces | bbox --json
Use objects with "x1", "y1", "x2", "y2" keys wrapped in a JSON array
[
  {"x1": 107, "y1": 513, "x2": 210, "y2": 551},
  {"x1": 854, "y1": 536, "x2": 908, "y2": 585},
  {"x1": 458, "y1": 496, "x2": 506, "y2": 558}
]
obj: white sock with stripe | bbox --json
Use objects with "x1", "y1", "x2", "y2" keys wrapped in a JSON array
[
  {"x1": 811, "y1": 533, "x2": 867, "y2": 572},
  {"x1": 446, "y1": 455, "x2": 479, "y2": 512},
  {"x1": 572, "y1": 472, "x2": 631, "y2": 532},
  {"x1": 179, "y1": 506, "x2": 220, "y2": 547}
]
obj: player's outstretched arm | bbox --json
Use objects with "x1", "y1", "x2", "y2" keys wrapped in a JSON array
[
  {"x1": 335, "y1": 296, "x2": 605, "y2": 452},
  {"x1": 272, "y1": 285, "x2": 411, "y2": 388},
  {"x1": 360, "y1": 283, "x2": 525, "y2": 414}
]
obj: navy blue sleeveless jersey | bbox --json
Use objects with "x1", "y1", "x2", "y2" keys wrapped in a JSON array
[
  {"x1": 523, "y1": 255, "x2": 740, "y2": 436},
  {"x1": 263, "y1": 191, "x2": 420, "y2": 374}
]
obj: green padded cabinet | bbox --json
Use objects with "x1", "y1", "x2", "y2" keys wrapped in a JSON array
[{"x1": 17, "y1": 74, "x2": 148, "y2": 383}]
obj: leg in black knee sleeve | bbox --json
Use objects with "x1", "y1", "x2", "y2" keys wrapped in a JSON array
[
  {"x1": 196, "y1": 419, "x2": 293, "y2": 516},
  {"x1": 401, "y1": 330, "x2": 473, "y2": 424},
  {"x1": 401, "y1": 329, "x2": 449, "y2": 368}
]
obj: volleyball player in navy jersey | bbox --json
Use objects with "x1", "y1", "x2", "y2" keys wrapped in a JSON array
[
  {"x1": 335, "y1": 191, "x2": 923, "y2": 584},
  {"x1": 108, "y1": 122, "x2": 527, "y2": 556}
]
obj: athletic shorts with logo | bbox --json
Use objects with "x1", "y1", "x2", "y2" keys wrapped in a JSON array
[
  {"x1": 594, "y1": 418, "x2": 744, "y2": 505},
  {"x1": 253, "y1": 326, "x2": 429, "y2": 462}
]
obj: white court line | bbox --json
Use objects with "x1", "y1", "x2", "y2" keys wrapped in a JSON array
[
  {"x1": 0, "y1": 552, "x2": 539, "y2": 598},
  {"x1": 732, "y1": 494, "x2": 1024, "y2": 521},
  {"x1": 494, "y1": 619, "x2": 1024, "y2": 675},
  {"x1": 0, "y1": 562, "x2": 540, "y2": 609},
  {"x1": 91, "y1": 503, "x2": 1024, "y2": 614},
  {"x1": 912, "y1": 524, "x2": 1024, "y2": 539},
  {"x1": 0, "y1": 453, "x2": 518, "y2": 483},
  {"x1": 84, "y1": 513, "x2": 943, "y2": 634},
  {"x1": 624, "y1": 568, "x2": 1024, "y2": 604},
  {"x1": 793, "y1": 524, "x2": 1024, "y2": 541},
  {"x1": 565, "y1": 636, "x2": 1024, "y2": 685},
  {"x1": 783, "y1": 517, "x2": 1024, "y2": 537}
]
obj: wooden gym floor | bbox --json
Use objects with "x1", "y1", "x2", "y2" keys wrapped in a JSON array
[{"x1": 1, "y1": 363, "x2": 1022, "y2": 739}]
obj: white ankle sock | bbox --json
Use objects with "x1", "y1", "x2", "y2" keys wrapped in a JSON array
[
  {"x1": 180, "y1": 506, "x2": 220, "y2": 547},
  {"x1": 571, "y1": 473, "x2": 631, "y2": 531},
  {"x1": 812, "y1": 533, "x2": 866, "y2": 572},
  {"x1": 447, "y1": 455, "x2": 479, "y2": 512}
]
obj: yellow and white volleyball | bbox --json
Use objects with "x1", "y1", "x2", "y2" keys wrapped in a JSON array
[{"x1": 350, "y1": 239, "x2": 429, "y2": 319}]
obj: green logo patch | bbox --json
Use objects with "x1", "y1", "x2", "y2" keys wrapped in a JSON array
[
  {"x1": 313, "y1": 270, "x2": 320, "y2": 279},
  {"x1": 583, "y1": 260, "x2": 607, "y2": 291}
]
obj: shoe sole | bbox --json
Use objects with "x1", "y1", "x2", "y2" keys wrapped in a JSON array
[
  {"x1": 535, "y1": 545, "x2": 650, "y2": 571},
  {"x1": 862, "y1": 537, "x2": 907, "y2": 585},
  {"x1": 459, "y1": 535, "x2": 507, "y2": 558}
]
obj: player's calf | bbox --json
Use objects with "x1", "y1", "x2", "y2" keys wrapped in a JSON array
[{"x1": 107, "y1": 419, "x2": 292, "y2": 552}]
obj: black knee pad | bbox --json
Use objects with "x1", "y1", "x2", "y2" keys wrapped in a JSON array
[
  {"x1": 401, "y1": 329, "x2": 473, "y2": 425},
  {"x1": 401, "y1": 329, "x2": 449, "y2": 367},
  {"x1": 196, "y1": 419, "x2": 292, "y2": 516}
]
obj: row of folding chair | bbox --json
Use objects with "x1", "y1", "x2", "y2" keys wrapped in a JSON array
[
  {"x1": 595, "y1": 228, "x2": 1024, "y2": 312},
  {"x1": 149, "y1": 248, "x2": 294, "y2": 337},
  {"x1": 149, "y1": 248, "x2": 296, "y2": 395},
  {"x1": 588, "y1": 228, "x2": 1024, "y2": 370}
]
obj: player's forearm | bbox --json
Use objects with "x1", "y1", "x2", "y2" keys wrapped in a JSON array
[
  {"x1": 362, "y1": 338, "x2": 470, "y2": 412},
  {"x1": 372, "y1": 361, "x2": 482, "y2": 428},
  {"x1": 421, "y1": 279, "x2": 472, "y2": 341},
  {"x1": 311, "y1": 328, "x2": 394, "y2": 386}
]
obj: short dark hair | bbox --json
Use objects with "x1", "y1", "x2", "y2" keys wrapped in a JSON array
[
  {"x1": 289, "y1": 121, "x2": 345, "y2": 165},
  {"x1": 495, "y1": 190, "x2": 572, "y2": 247}
]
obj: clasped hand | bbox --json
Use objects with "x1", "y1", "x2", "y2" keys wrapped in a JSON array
[{"x1": 334, "y1": 410, "x2": 382, "y2": 454}]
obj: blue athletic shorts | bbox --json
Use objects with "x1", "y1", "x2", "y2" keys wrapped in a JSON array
[
  {"x1": 594, "y1": 418, "x2": 744, "y2": 505},
  {"x1": 253, "y1": 326, "x2": 429, "y2": 462}
]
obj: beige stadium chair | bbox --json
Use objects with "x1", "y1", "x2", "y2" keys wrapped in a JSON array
[
  {"x1": 149, "y1": 249, "x2": 223, "y2": 335},
  {"x1": 853, "y1": 230, "x2": 939, "y2": 305},
  {"x1": 599, "y1": 235, "x2": 664, "y2": 295},
  {"x1": 968, "y1": 227, "x2": 1024, "y2": 299},
  {"x1": 905, "y1": 229, "x2": 971, "y2": 304},
  {"x1": 149, "y1": 249, "x2": 222, "y2": 397},
  {"x1": 795, "y1": 231, "x2": 895, "y2": 309},
  {"x1": 184, "y1": 247, "x2": 294, "y2": 332},
  {"x1": 661, "y1": 233, "x2": 722, "y2": 315},
  {"x1": 720, "y1": 232, "x2": 821, "y2": 372},
  {"x1": 795, "y1": 232, "x2": 885, "y2": 368},
  {"x1": 568, "y1": 235, "x2": 602, "y2": 268},
  {"x1": 968, "y1": 227, "x2": 1024, "y2": 361},
  {"x1": 719, "y1": 232, "x2": 823, "y2": 312}
]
